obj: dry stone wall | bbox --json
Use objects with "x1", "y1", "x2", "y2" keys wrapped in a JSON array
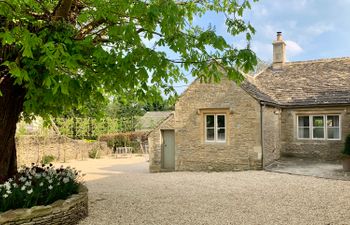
[
  {"x1": 16, "y1": 135, "x2": 111, "y2": 166},
  {"x1": 0, "y1": 185, "x2": 88, "y2": 225}
]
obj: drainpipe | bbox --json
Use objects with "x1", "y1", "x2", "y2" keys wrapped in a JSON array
[{"x1": 260, "y1": 102, "x2": 265, "y2": 169}]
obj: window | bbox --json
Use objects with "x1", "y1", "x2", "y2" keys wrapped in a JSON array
[
  {"x1": 327, "y1": 115, "x2": 340, "y2": 139},
  {"x1": 298, "y1": 116, "x2": 310, "y2": 139},
  {"x1": 205, "y1": 114, "x2": 226, "y2": 142},
  {"x1": 297, "y1": 115, "x2": 340, "y2": 140},
  {"x1": 312, "y1": 116, "x2": 324, "y2": 139}
]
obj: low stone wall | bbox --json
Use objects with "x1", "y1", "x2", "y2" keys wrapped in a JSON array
[
  {"x1": 16, "y1": 135, "x2": 112, "y2": 166},
  {"x1": 0, "y1": 185, "x2": 88, "y2": 225}
]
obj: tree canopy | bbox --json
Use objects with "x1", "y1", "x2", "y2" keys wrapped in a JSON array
[
  {"x1": 0, "y1": 0, "x2": 257, "y2": 120},
  {"x1": 0, "y1": 0, "x2": 257, "y2": 181}
]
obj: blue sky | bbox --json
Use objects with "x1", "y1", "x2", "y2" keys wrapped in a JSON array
[{"x1": 170, "y1": 0, "x2": 350, "y2": 93}]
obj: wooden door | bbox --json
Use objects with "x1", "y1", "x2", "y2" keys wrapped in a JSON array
[{"x1": 162, "y1": 130, "x2": 175, "y2": 170}]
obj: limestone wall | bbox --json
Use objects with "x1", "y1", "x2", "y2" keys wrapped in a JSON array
[
  {"x1": 148, "y1": 114, "x2": 175, "y2": 172},
  {"x1": 16, "y1": 135, "x2": 111, "y2": 166},
  {"x1": 281, "y1": 107, "x2": 350, "y2": 160},
  {"x1": 0, "y1": 185, "x2": 88, "y2": 225},
  {"x1": 262, "y1": 106, "x2": 281, "y2": 166},
  {"x1": 174, "y1": 78, "x2": 262, "y2": 171}
]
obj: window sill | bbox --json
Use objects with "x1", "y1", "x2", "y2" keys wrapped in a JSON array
[
  {"x1": 296, "y1": 138, "x2": 341, "y2": 141},
  {"x1": 204, "y1": 141, "x2": 227, "y2": 144}
]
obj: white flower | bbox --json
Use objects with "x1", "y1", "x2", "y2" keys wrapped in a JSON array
[
  {"x1": 12, "y1": 183, "x2": 18, "y2": 188},
  {"x1": 21, "y1": 186, "x2": 26, "y2": 191},
  {"x1": 19, "y1": 176, "x2": 27, "y2": 182},
  {"x1": 8, "y1": 178, "x2": 13, "y2": 182},
  {"x1": 27, "y1": 189, "x2": 33, "y2": 194},
  {"x1": 6, "y1": 190, "x2": 12, "y2": 194},
  {"x1": 2, "y1": 194, "x2": 8, "y2": 198},
  {"x1": 48, "y1": 185, "x2": 53, "y2": 190},
  {"x1": 39, "y1": 182, "x2": 44, "y2": 187},
  {"x1": 48, "y1": 179, "x2": 53, "y2": 184},
  {"x1": 24, "y1": 181, "x2": 32, "y2": 187},
  {"x1": 4, "y1": 182, "x2": 11, "y2": 190},
  {"x1": 62, "y1": 177, "x2": 70, "y2": 184}
]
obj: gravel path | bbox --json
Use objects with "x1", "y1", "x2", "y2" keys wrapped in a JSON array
[{"x1": 58, "y1": 157, "x2": 350, "y2": 225}]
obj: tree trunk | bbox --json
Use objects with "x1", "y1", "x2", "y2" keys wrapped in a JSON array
[{"x1": 0, "y1": 74, "x2": 26, "y2": 183}]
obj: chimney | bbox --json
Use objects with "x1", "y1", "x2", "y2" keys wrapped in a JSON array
[{"x1": 272, "y1": 32, "x2": 286, "y2": 69}]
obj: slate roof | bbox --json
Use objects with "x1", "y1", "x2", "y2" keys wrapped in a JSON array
[
  {"x1": 136, "y1": 111, "x2": 173, "y2": 131},
  {"x1": 242, "y1": 57, "x2": 350, "y2": 107}
]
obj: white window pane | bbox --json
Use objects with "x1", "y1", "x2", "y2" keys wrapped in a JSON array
[
  {"x1": 298, "y1": 128, "x2": 310, "y2": 138},
  {"x1": 206, "y1": 128, "x2": 214, "y2": 141},
  {"x1": 217, "y1": 128, "x2": 225, "y2": 141},
  {"x1": 313, "y1": 116, "x2": 324, "y2": 127},
  {"x1": 206, "y1": 115, "x2": 214, "y2": 127},
  {"x1": 298, "y1": 116, "x2": 309, "y2": 127},
  {"x1": 328, "y1": 128, "x2": 340, "y2": 139},
  {"x1": 217, "y1": 115, "x2": 225, "y2": 128},
  {"x1": 327, "y1": 116, "x2": 339, "y2": 127},
  {"x1": 313, "y1": 128, "x2": 324, "y2": 138}
]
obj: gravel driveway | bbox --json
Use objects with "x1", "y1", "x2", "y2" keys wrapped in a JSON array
[{"x1": 58, "y1": 157, "x2": 350, "y2": 225}]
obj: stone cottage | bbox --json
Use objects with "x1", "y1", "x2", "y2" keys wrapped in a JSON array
[{"x1": 148, "y1": 32, "x2": 350, "y2": 172}]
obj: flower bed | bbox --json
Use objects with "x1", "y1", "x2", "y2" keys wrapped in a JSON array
[
  {"x1": 0, "y1": 184, "x2": 88, "y2": 225},
  {"x1": 0, "y1": 164, "x2": 88, "y2": 224}
]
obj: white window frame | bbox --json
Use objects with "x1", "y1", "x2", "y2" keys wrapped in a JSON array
[
  {"x1": 297, "y1": 114, "x2": 341, "y2": 140},
  {"x1": 205, "y1": 114, "x2": 226, "y2": 143},
  {"x1": 326, "y1": 115, "x2": 341, "y2": 140}
]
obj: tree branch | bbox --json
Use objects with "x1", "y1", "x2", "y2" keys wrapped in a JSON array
[
  {"x1": 75, "y1": 19, "x2": 106, "y2": 39},
  {"x1": 53, "y1": 0, "x2": 73, "y2": 21}
]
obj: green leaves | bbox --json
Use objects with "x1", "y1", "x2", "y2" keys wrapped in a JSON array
[
  {"x1": 2, "y1": 61, "x2": 29, "y2": 85},
  {"x1": 0, "y1": 0, "x2": 258, "y2": 122},
  {"x1": 0, "y1": 32, "x2": 16, "y2": 45}
]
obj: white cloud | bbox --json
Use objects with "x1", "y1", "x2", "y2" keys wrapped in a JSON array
[
  {"x1": 268, "y1": 0, "x2": 312, "y2": 11},
  {"x1": 285, "y1": 40, "x2": 303, "y2": 57},
  {"x1": 254, "y1": 5, "x2": 269, "y2": 17},
  {"x1": 305, "y1": 23, "x2": 334, "y2": 37},
  {"x1": 251, "y1": 41, "x2": 273, "y2": 61},
  {"x1": 261, "y1": 24, "x2": 278, "y2": 39},
  {"x1": 251, "y1": 39, "x2": 303, "y2": 62}
]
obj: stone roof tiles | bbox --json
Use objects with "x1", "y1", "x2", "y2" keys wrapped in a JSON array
[{"x1": 242, "y1": 57, "x2": 350, "y2": 107}]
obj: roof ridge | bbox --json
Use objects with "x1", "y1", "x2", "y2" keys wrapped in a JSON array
[{"x1": 285, "y1": 56, "x2": 350, "y2": 65}]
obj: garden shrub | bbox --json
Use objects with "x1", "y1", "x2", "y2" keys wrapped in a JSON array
[
  {"x1": 0, "y1": 164, "x2": 82, "y2": 212},
  {"x1": 88, "y1": 148, "x2": 100, "y2": 159},
  {"x1": 99, "y1": 132, "x2": 148, "y2": 153},
  {"x1": 41, "y1": 155, "x2": 56, "y2": 164}
]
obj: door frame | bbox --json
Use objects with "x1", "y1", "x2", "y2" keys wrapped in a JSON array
[{"x1": 161, "y1": 129, "x2": 175, "y2": 171}]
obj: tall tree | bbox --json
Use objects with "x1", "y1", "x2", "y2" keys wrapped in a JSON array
[{"x1": 0, "y1": 0, "x2": 257, "y2": 181}]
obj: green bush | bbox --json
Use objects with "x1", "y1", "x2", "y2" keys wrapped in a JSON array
[
  {"x1": 0, "y1": 164, "x2": 82, "y2": 212},
  {"x1": 88, "y1": 148, "x2": 100, "y2": 159},
  {"x1": 343, "y1": 134, "x2": 350, "y2": 156},
  {"x1": 41, "y1": 155, "x2": 55, "y2": 164}
]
